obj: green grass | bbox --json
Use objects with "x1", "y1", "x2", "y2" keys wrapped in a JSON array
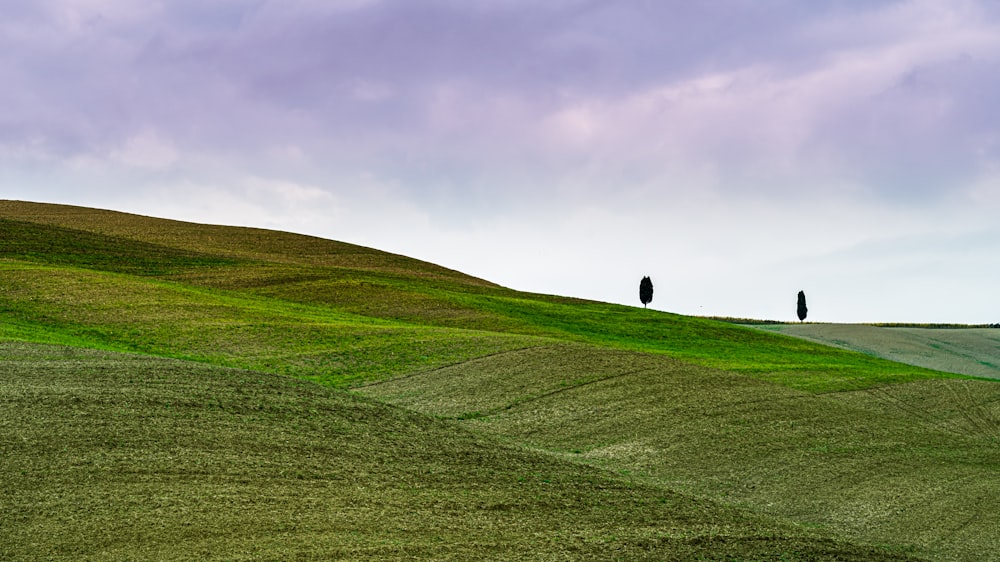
[
  {"x1": 362, "y1": 344, "x2": 1000, "y2": 561},
  {"x1": 3, "y1": 200, "x2": 997, "y2": 560},
  {"x1": 0, "y1": 218, "x2": 244, "y2": 275},
  {"x1": 171, "y1": 265, "x2": 959, "y2": 393},
  {"x1": 0, "y1": 200, "x2": 962, "y2": 393},
  {"x1": 0, "y1": 261, "x2": 542, "y2": 386},
  {"x1": 0, "y1": 199, "x2": 493, "y2": 284},
  {"x1": 0, "y1": 341, "x2": 916, "y2": 561},
  {"x1": 431, "y1": 294, "x2": 959, "y2": 392}
]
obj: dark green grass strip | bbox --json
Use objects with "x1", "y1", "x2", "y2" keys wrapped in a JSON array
[{"x1": 0, "y1": 218, "x2": 243, "y2": 275}]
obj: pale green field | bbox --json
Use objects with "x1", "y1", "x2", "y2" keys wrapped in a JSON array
[{"x1": 756, "y1": 324, "x2": 1000, "y2": 380}]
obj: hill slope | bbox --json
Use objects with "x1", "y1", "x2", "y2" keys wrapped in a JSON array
[
  {"x1": 0, "y1": 200, "x2": 961, "y2": 392},
  {"x1": 0, "y1": 200, "x2": 492, "y2": 284},
  {"x1": 1, "y1": 341, "x2": 912, "y2": 561},
  {"x1": 2, "y1": 200, "x2": 997, "y2": 560},
  {"x1": 362, "y1": 344, "x2": 1000, "y2": 561},
  {"x1": 755, "y1": 323, "x2": 1000, "y2": 380}
]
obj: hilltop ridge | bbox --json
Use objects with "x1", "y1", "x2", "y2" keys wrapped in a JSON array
[
  {"x1": 0, "y1": 199, "x2": 496, "y2": 285},
  {"x1": 0, "y1": 200, "x2": 959, "y2": 391}
]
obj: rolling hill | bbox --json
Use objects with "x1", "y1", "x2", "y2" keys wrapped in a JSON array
[
  {"x1": 363, "y1": 344, "x2": 1000, "y2": 561},
  {"x1": 2, "y1": 200, "x2": 998, "y2": 560},
  {"x1": 7, "y1": 340, "x2": 898, "y2": 561}
]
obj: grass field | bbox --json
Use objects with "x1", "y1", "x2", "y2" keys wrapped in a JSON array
[
  {"x1": 362, "y1": 344, "x2": 1000, "y2": 561},
  {"x1": 2, "y1": 200, "x2": 998, "y2": 560},
  {"x1": 755, "y1": 323, "x2": 1000, "y2": 380},
  {"x1": 2, "y1": 341, "x2": 918, "y2": 561}
]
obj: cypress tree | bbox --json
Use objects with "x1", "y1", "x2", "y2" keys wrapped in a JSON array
[
  {"x1": 639, "y1": 276, "x2": 653, "y2": 308},
  {"x1": 797, "y1": 290, "x2": 808, "y2": 322}
]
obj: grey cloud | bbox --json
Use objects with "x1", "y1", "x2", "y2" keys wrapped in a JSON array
[
  {"x1": 5, "y1": 0, "x2": 1000, "y2": 323},
  {"x1": 807, "y1": 54, "x2": 1000, "y2": 200},
  {"x1": 1, "y1": 1, "x2": 907, "y2": 132},
  {"x1": 3, "y1": 0, "x2": 1000, "y2": 209}
]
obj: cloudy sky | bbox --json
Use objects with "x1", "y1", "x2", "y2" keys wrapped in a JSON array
[{"x1": 3, "y1": 0, "x2": 1000, "y2": 323}]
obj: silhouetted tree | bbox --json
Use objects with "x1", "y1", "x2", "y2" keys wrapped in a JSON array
[
  {"x1": 639, "y1": 276, "x2": 653, "y2": 308},
  {"x1": 797, "y1": 290, "x2": 808, "y2": 322}
]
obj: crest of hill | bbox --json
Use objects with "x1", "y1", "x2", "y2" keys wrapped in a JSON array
[
  {"x1": 0, "y1": 200, "x2": 495, "y2": 286},
  {"x1": 0, "y1": 200, "x2": 975, "y2": 394}
]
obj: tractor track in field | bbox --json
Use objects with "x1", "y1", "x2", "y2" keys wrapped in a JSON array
[
  {"x1": 862, "y1": 384, "x2": 968, "y2": 436},
  {"x1": 943, "y1": 381, "x2": 1000, "y2": 439}
]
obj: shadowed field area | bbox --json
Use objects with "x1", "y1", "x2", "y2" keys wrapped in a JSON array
[
  {"x1": 756, "y1": 324, "x2": 1000, "y2": 380},
  {"x1": 0, "y1": 342, "x2": 913, "y2": 561}
]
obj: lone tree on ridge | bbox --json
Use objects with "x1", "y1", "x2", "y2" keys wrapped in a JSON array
[
  {"x1": 797, "y1": 290, "x2": 808, "y2": 322},
  {"x1": 639, "y1": 276, "x2": 654, "y2": 308}
]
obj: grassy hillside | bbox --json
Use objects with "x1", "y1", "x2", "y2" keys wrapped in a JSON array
[
  {"x1": 0, "y1": 259, "x2": 540, "y2": 386},
  {"x1": 1, "y1": 201, "x2": 958, "y2": 392},
  {"x1": 2, "y1": 200, "x2": 998, "y2": 560},
  {"x1": 362, "y1": 344, "x2": 1000, "y2": 561},
  {"x1": 754, "y1": 323, "x2": 1000, "y2": 380},
  {"x1": 6, "y1": 341, "x2": 913, "y2": 561},
  {"x1": 0, "y1": 200, "x2": 494, "y2": 284}
]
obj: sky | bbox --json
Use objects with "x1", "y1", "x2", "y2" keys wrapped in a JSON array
[{"x1": 3, "y1": 0, "x2": 1000, "y2": 323}]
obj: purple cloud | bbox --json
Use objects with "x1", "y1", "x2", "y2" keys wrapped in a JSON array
[{"x1": 3, "y1": 0, "x2": 1000, "y2": 320}]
